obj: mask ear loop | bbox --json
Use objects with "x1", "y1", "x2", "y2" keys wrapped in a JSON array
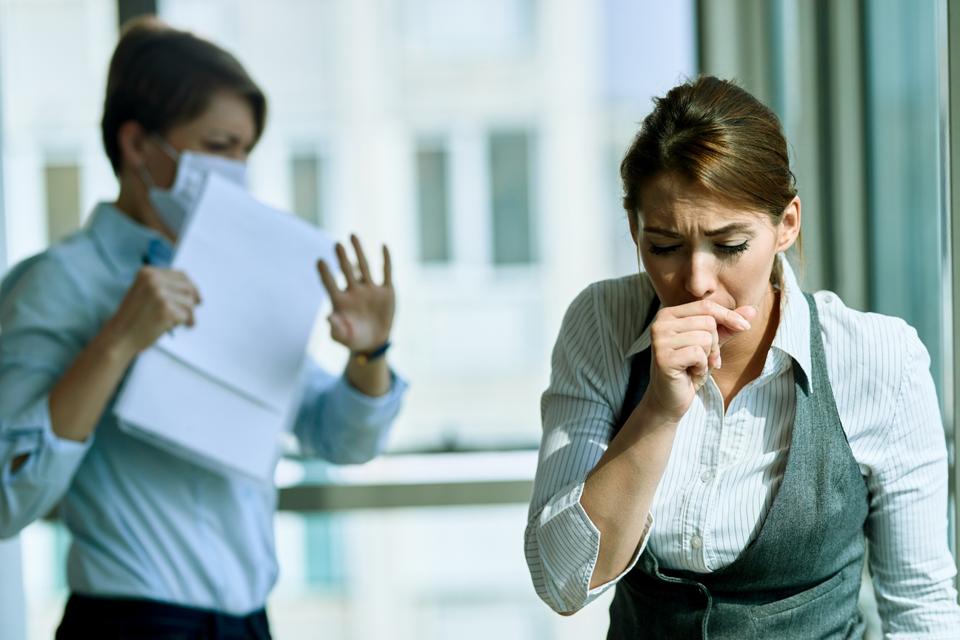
[
  {"x1": 137, "y1": 162, "x2": 157, "y2": 190},
  {"x1": 136, "y1": 137, "x2": 182, "y2": 241},
  {"x1": 137, "y1": 135, "x2": 180, "y2": 191},
  {"x1": 152, "y1": 136, "x2": 180, "y2": 162}
]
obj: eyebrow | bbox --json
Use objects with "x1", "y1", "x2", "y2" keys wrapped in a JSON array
[
  {"x1": 643, "y1": 223, "x2": 754, "y2": 238},
  {"x1": 205, "y1": 132, "x2": 256, "y2": 154},
  {"x1": 207, "y1": 130, "x2": 252, "y2": 145}
]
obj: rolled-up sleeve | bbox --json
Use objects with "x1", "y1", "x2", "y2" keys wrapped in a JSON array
[
  {"x1": 525, "y1": 284, "x2": 652, "y2": 614},
  {"x1": 292, "y1": 358, "x2": 407, "y2": 465},
  {"x1": 0, "y1": 398, "x2": 90, "y2": 538},
  {"x1": 866, "y1": 328, "x2": 960, "y2": 637},
  {"x1": 0, "y1": 253, "x2": 96, "y2": 538}
]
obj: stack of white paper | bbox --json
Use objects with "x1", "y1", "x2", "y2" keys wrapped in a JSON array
[{"x1": 115, "y1": 173, "x2": 337, "y2": 481}]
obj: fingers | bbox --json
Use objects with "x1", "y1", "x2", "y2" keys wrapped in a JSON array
[
  {"x1": 335, "y1": 242, "x2": 356, "y2": 288},
  {"x1": 382, "y1": 244, "x2": 392, "y2": 287},
  {"x1": 669, "y1": 299, "x2": 751, "y2": 332},
  {"x1": 317, "y1": 259, "x2": 341, "y2": 302},
  {"x1": 350, "y1": 234, "x2": 373, "y2": 283},
  {"x1": 165, "y1": 272, "x2": 202, "y2": 305},
  {"x1": 657, "y1": 344, "x2": 709, "y2": 381},
  {"x1": 660, "y1": 330, "x2": 718, "y2": 369},
  {"x1": 322, "y1": 238, "x2": 393, "y2": 290},
  {"x1": 163, "y1": 293, "x2": 197, "y2": 328},
  {"x1": 735, "y1": 304, "x2": 759, "y2": 323},
  {"x1": 139, "y1": 267, "x2": 202, "y2": 305}
]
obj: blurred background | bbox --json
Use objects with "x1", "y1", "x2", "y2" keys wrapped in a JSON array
[{"x1": 0, "y1": 0, "x2": 956, "y2": 638}]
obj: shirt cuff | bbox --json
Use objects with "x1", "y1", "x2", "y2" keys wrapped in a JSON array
[
  {"x1": 536, "y1": 481, "x2": 654, "y2": 611},
  {"x1": 586, "y1": 511, "x2": 653, "y2": 598},
  {"x1": 335, "y1": 370, "x2": 409, "y2": 426},
  {"x1": 1, "y1": 397, "x2": 91, "y2": 483}
]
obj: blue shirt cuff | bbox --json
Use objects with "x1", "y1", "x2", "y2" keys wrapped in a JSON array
[
  {"x1": 1, "y1": 397, "x2": 91, "y2": 483},
  {"x1": 336, "y1": 370, "x2": 409, "y2": 425}
]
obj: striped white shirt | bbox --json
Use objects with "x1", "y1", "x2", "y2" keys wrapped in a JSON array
[{"x1": 525, "y1": 258, "x2": 960, "y2": 636}]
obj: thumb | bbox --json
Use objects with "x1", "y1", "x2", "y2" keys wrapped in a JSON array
[{"x1": 328, "y1": 313, "x2": 354, "y2": 343}]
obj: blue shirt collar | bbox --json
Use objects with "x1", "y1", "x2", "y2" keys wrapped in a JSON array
[{"x1": 87, "y1": 202, "x2": 172, "y2": 277}]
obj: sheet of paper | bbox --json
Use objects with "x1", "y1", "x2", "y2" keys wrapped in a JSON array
[
  {"x1": 116, "y1": 348, "x2": 291, "y2": 481},
  {"x1": 115, "y1": 174, "x2": 337, "y2": 479},
  {"x1": 156, "y1": 174, "x2": 337, "y2": 410}
]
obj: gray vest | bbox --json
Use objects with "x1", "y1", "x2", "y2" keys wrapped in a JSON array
[{"x1": 607, "y1": 293, "x2": 869, "y2": 639}]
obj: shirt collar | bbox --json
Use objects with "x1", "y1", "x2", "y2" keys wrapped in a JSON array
[
  {"x1": 771, "y1": 256, "x2": 812, "y2": 388},
  {"x1": 624, "y1": 255, "x2": 813, "y2": 387},
  {"x1": 87, "y1": 202, "x2": 172, "y2": 277},
  {"x1": 624, "y1": 273, "x2": 657, "y2": 358}
]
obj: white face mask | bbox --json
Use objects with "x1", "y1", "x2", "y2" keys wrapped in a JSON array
[{"x1": 139, "y1": 137, "x2": 248, "y2": 237}]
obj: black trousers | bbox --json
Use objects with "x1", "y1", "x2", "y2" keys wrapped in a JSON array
[{"x1": 55, "y1": 594, "x2": 273, "y2": 640}]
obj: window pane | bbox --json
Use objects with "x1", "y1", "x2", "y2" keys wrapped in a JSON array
[
  {"x1": 865, "y1": 1, "x2": 945, "y2": 390},
  {"x1": 291, "y1": 153, "x2": 323, "y2": 227},
  {"x1": 489, "y1": 131, "x2": 533, "y2": 265},
  {"x1": 416, "y1": 145, "x2": 451, "y2": 263},
  {"x1": 44, "y1": 163, "x2": 81, "y2": 245}
]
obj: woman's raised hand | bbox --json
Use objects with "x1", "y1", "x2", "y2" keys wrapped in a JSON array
[{"x1": 316, "y1": 235, "x2": 395, "y2": 352}]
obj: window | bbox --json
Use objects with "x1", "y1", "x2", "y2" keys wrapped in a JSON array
[
  {"x1": 291, "y1": 152, "x2": 325, "y2": 227},
  {"x1": 44, "y1": 162, "x2": 81, "y2": 245},
  {"x1": 488, "y1": 130, "x2": 534, "y2": 266},
  {"x1": 1, "y1": 1, "x2": 698, "y2": 637},
  {"x1": 415, "y1": 142, "x2": 451, "y2": 263}
]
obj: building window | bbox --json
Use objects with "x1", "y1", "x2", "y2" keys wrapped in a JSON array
[
  {"x1": 44, "y1": 162, "x2": 81, "y2": 245},
  {"x1": 291, "y1": 152, "x2": 325, "y2": 227},
  {"x1": 489, "y1": 130, "x2": 534, "y2": 265},
  {"x1": 415, "y1": 142, "x2": 451, "y2": 263}
]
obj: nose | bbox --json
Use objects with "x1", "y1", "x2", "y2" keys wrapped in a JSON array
[{"x1": 684, "y1": 250, "x2": 718, "y2": 300}]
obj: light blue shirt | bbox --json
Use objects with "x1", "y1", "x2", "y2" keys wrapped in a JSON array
[{"x1": 0, "y1": 203, "x2": 407, "y2": 614}]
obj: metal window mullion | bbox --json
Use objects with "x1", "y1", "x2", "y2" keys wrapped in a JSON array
[{"x1": 945, "y1": 0, "x2": 960, "y2": 590}]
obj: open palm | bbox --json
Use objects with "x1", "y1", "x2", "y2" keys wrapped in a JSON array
[{"x1": 317, "y1": 235, "x2": 395, "y2": 352}]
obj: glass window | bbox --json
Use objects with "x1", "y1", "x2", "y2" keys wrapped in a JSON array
[
  {"x1": 415, "y1": 142, "x2": 451, "y2": 263},
  {"x1": 864, "y1": 0, "x2": 947, "y2": 397},
  {"x1": 489, "y1": 130, "x2": 534, "y2": 266},
  {"x1": 44, "y1": 162, "x2": 82, "y2": 245},
  {"x1": 291, "y1": 152, "x2": 325, "y2": 227},
  {"x1": 0, "y1": 1, "x2": 698, "y2": 637}
]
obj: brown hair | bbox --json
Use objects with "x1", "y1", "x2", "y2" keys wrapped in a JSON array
[
  {"x1": 620, "y1": 76, "x2": 798, "y2": 283},
  {"x1": 101, "y1": 16, "x2": 267, "y2": 175}
]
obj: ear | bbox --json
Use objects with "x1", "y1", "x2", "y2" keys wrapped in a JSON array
[
  {"x1": 775, "y1": 196, "x2": 801, "y2": 253},
  {"x1": 116, "y1": 120, "x2": 150, "y2": 173}
]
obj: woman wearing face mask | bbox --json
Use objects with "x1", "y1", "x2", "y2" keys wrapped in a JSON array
[
  {"x1": 525, "y1": 76, "x2": 960, "y2": 637},
  {"x1": 0, "y1": 17, "x2": 405, "y2": 639}
]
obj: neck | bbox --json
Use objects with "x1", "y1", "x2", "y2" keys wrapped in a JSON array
[{"x1": 114, "y1": 180, "x2": 176, "y2": 243}]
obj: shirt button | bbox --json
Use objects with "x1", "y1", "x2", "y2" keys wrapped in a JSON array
[
  {"x1": 700, "y1": 469, "x2": 714, "y2": 483},
  {"x1": 691, "y1": 534, "x2": 703, "y2": 550}
]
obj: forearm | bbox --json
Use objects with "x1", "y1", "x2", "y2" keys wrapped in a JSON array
[
  {"x1": 581, "y1": 395, "x2": 679, "y2": 588},
  {"x1": 48, "y1": 323, "x2": 136, "y2": 442},
  {"x1": 344, "y1": 355, "x2": 391, "y2": 397}
]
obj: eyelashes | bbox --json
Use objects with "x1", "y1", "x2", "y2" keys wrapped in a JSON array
[
  {"x1": 648, "y1": 241, "x2": 751, "y2": 257},
  {"x1": 717, "y1": 241, "x2": 750, "y2": 256}
]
